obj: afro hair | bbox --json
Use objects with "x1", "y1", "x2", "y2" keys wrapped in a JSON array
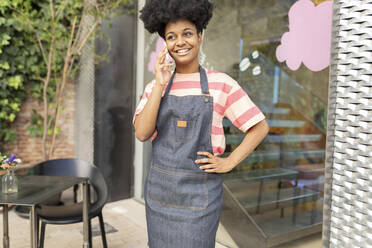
[{"x1": 139, "y1": 0, "x2": 214, "y2": 38}]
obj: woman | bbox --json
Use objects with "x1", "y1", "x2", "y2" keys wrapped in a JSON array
[{"x1": 134, "y1": 0, "x2": 269, "y2": 247}]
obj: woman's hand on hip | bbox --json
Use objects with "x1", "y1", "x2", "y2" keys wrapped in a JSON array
[
  {"x1": 195, "y1": 151, "x2": 234, "y2": 173},
  {"x1": 155, "y1": 46, "x2": 173, "y2": 86}
]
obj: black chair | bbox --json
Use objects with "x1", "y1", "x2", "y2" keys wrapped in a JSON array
[{"x1": 32, "y1": 158, "x2": 108, "y2": 248}]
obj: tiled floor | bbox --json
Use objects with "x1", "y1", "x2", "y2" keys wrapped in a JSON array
[
  {"x1": 0, "y1": 198, "x2": 321, "y2": 247},
  {"x1": 0, "y1": 199, "x2": 146, "y2": 248}
]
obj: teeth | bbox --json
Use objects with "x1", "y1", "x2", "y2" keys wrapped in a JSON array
[{"x1": 177, "y1": 49, "x2": 190, "y2": 54}]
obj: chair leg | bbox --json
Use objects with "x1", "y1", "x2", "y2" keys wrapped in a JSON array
[
  {"x1": 36, "y1": 216, "x2": 39, "y2": 248},
  {"x1": 98, "y1": 212, "x2": 108, "y2": 248},
  {"x1": 39, "y1": 222, "x2": 46, "y2": 248},
  {"x1": 73, "y1": 184, "x2": 79, "y2": 203},
  {"x1": 88, "y1": 218, "x2": 92, "y2": 247}
]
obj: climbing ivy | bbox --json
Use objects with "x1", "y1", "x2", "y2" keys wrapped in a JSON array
[
  {"x1": 0, "y1": 0, "x2": 82, "y2": 147},
  {"x1": 0, "y1": 4, "x2": 33, "y2": 144},
  {"x1": 0, "y1": 0, "x2": 130, "y2": 153}
]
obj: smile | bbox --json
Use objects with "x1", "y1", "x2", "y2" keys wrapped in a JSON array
[{"x1": 174, "y1": 48, "x2": 192, "y2": 55}]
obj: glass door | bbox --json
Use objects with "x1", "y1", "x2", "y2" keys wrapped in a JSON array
[{"x1": 202, "y1": 0, "x2": 330, "y2": 247}]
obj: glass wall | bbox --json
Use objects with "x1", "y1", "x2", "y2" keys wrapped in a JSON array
[
  {"x1": 139, "y1": 0, "x2": 330, "y2": 246},
  {"x1": 203, "y1": 0, "x2": 329, "y2": 247}
]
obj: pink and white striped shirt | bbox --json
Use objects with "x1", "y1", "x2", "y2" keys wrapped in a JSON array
[{"x1": 133, "y1": 69, "x2": 265, "y2": 155}]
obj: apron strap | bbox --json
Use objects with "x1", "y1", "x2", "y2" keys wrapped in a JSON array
[
  {"x1": 163, "y1": 70, "x2": 176, "y2": 97},
  {"x1": 199, "y1": 66, "x2": 209, "y2": 95},
  {"x1": 163, "y1": 66, "x2": 209, "y2": 97}
]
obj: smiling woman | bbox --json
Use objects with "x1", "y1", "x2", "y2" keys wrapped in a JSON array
[
  {"x1": 163, "y1": 20, "x2": 202, "y2": 72},
  {"x1": 133, "y1": 0, "x2": 269, "y2": 247}
]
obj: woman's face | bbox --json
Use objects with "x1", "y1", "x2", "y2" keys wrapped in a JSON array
[{"x1": 164, "y1": 19, "x2": 202, "y2": 68}]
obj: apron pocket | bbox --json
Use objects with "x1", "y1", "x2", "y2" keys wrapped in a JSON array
[
  {"x1": 175, "y1": 119, "x2": 196, "y2": 142},
  {"x1": 147, "y1": 164, "x2": 208, "y2": 210}
]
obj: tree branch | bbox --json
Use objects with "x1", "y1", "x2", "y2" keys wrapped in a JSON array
[
  {"x1": 40, "y1": 0, "x2": 58, "y2": 160},
  {"x1": 49, "y1": 0, "x2": 55, "y2": 22},
  {"x1": 71, "y1": 13, "x2": 85, "y2": 50},
  {"x1": 76, "y1": 21, "x2": 99, "y2": 54},
  {"x1": 49, "y1": 16, "x2": 77, "y2": 157},
  {"x1": 41, "y1": 36, "x2": 55, "y2": 160}
]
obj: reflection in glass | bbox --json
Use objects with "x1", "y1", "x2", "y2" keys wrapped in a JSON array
[{"x1": 203, "y1": 0, "x2": 328, "y2": 247}]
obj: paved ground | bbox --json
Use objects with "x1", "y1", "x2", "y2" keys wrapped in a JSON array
[{"x1": 0, "y1": 198, "x2": 321, "y2": 247}]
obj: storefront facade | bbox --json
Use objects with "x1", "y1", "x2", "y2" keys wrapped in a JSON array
[{"x1": 133, "y1": 0, "x2": 333, "y2": 247}]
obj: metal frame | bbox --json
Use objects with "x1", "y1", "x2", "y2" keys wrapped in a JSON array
[
  {"x1": 323, "y1": 1, "x2": 372, "y2": 247},
  {"x1": 1, "y1": 178, "x2": 89, "y2": 248},
  {"x1": 75, "y1": 0, "x2": 95, "y2": 163},
  {"x1": 134, "y1": 0, "x2": 146, "y2": 199}
]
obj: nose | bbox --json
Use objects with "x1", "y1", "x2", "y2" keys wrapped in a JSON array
[{"x1": 175, "y1": 36, "x2": 186, "y2": 47}]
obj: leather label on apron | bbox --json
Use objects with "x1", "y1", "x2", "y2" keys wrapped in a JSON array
[{"x1": 177, "y1": 120, "x2": 188, "y2": 127}]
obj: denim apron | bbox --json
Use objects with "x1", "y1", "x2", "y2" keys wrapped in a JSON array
[{"x1": 144, "y1": 67, "x2": 223, "y2": 248}]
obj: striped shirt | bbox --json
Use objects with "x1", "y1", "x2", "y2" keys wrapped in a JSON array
[{"x1": 133, "y1": 69, "x2": 265, "y2": 155}]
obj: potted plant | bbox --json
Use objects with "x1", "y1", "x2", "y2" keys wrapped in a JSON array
[{"x1": 1, "y1": 153, "x2": 22, "y2": 194}]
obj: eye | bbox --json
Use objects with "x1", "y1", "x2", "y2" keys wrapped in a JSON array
[
  {"x1": 184, "y1": 31, "x2": 193, "y2": 37},
  {"x1": 166, "y1": 35, "x2": 175, "y2": 40}
]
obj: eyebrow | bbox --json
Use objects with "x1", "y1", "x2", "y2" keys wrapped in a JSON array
[{"x1": 165, "y1": 28, "x2": 194, "y2": 37}]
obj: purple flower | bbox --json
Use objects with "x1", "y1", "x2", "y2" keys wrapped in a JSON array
[{"x1": 6, "y1": 154, "x2": 16, "y2": 163}]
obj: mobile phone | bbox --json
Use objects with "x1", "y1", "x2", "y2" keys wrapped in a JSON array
[
  {"x1": 164, "y1": 47, "x2": 175, "y2": 71},
  {"x1": 165, "y1": 51, "x2": 173, "y2": 62}
]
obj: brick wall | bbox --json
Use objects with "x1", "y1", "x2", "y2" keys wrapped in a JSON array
[{"x1": 3, "y1": 81, "x2": 75, "y2": 167}]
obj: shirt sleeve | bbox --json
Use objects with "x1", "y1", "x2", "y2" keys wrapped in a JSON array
[
  {"x1": 132, "y1": 80, "x2": 156, "y2": 125},
  {"x1": 133, "y1": 80, "x2": 159, "y2": 141},
  {"x1": 224, "y1": 78, "x2": 265, "y2": 132}
]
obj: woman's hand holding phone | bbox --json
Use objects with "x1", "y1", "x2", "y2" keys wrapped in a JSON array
[
  {"x1": 134, "y1": 46, "x2": 173, "y2": 141},
  {"x1": 155, "y1": 46, "x2": 174, "y2": 87}
]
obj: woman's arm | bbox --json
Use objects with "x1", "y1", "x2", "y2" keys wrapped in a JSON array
[
  {"x1": 226, "y1": 119, "x2": 269, "y2": 169},
  {"x1": 196, "y1": 119, "x2": 270, "y2": 173},
  {"x1": 134, "y1": 84, "x2": 165, "y2": 141},
  {"x1": 134, "y1": 47, "x2": 173, "y2": 141}
]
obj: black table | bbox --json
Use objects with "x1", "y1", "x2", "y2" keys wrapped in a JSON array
[{"x1": 0, "y1": 175, "x2": 90, "y2": 248}]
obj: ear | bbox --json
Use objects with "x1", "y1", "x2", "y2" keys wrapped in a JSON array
[{"x1": 198, "y1": 32, "x2": 203, "y2": 43}]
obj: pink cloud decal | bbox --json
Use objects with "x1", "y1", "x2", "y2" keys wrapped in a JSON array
[
  {"x1": 276, "y1": 0, "x2": 333, "y2": 71},
  {"x1": 148, "y1": 37, "x2": 165, "y2": 74}
]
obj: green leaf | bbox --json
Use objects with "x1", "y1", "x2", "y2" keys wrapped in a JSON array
[
  {"x1": 9, "y1": 103, "x2": 19, "y2": 111},
  {"x1": 4, "y1": 130, "x2": 16, "y2": 142},
  {"x1": 0, "y1": 99, "x2": 8, "y2": 105},
  {"x1": 0, "y1": 17, "x2": 6, "y2": 25},
  {"x1": 0, "y1": 33, "x2": 11, "y2": 46},
  {"x1": 0, "y1": 111, "x2": 6, "y2": 119},
  {"x1": 7, "y1": 75, "x2": 23, "y2": 89},
  {"x1": 8, "y1": 113, "x2": 15, "y2": 122},
  {"x1": 27, "y1": 124, "x2": 42, "y2": 137},
  {"x1": 0, "y1": 61, "x2": 9, "y2": 70},
  {"x1": 0, "y1": 0, "x2": 9, "y2": 8}
]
